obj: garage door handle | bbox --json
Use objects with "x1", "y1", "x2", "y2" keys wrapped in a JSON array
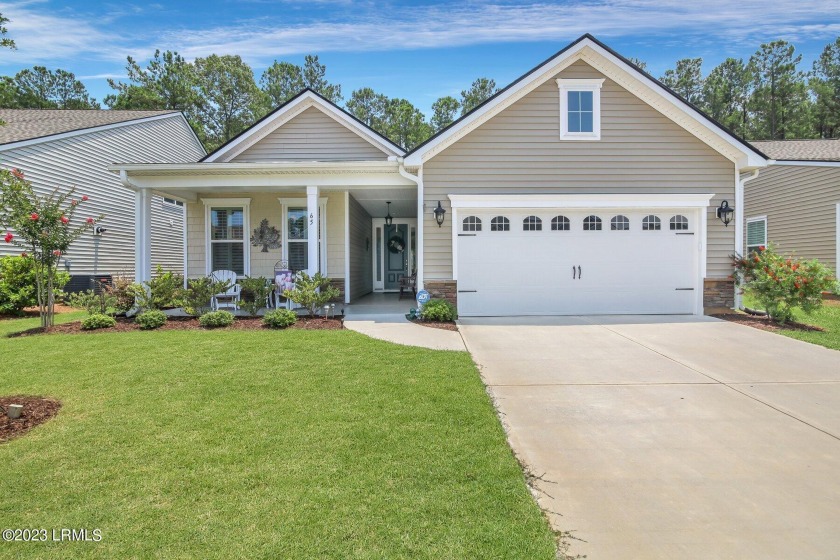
[
  {"x1": 578, "y1": 266, "x2": 582, "y2": 279},
  {"x1": 675, "y1": 288, "x2": 694, "y2": 291},
  {"x1": 458, "y1": 290, "x2": 477, "y2": 293}
]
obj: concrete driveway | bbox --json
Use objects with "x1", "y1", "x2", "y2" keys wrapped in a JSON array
[{"x1": 459, "y1": 315, "x2": 840, "y2": 559}]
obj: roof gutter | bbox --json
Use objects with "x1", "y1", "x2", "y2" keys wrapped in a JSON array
[{"x1": 734, "y1": 168, "x2": 761, "y2": 310}]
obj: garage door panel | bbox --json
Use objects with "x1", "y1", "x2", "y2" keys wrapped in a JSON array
[{"x1": 456, "y1": 209, "x2": 700, "y2": 316}]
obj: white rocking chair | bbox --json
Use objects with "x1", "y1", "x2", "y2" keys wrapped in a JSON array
[{"x1": 210, "y1": 270, "x2": 241, "y2": 311}]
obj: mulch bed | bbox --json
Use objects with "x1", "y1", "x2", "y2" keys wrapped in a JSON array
[
  {"x1": 8, "y1": 315, "x2": 344, "y2": 337},
  {"x1": 0, "y1": 396, "x2": 62, "y2": 443},
  {"x1": 712, "y1": 313, "x2": 825, "y2": 333},
  {"x1": 409, "y1": 318, "x2": 459, "y2": 331}
]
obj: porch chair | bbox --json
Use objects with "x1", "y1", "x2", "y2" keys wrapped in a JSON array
[
  {"x1": 211, "y1": 270, "x2": 241, "y2": 311},
  {"x1": 398, "y1": 271, "x2": 417, "y2": 300}
]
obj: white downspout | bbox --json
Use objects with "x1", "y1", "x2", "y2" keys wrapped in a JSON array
[
  {"x1": 735, "y1": 168, "x2": 760, "y2": 309},
  {"x1": 398, "y1": 162, "x2": 423, "y2": 291}
]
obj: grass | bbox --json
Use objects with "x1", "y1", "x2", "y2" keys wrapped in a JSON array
[
  {"x1": 742, "y1": 295, "x2": 840, "y2": 351},
  {"x1": 0, "y1": 314, "x2": 556, "y2": 559}
]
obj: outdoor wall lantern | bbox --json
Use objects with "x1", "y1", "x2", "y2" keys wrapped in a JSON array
[
  {"x1": 384, "y1": 201, "x2": 393, "y2": 227},
  {"x1": 433, "y1": 200, "x2": 446, "y2": 227},
  {"x1": 716, "y1": 200, "x2": 734, "y2": 227}
]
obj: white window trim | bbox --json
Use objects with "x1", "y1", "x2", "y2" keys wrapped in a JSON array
[
  {"x1": 277, "y1": 197, "x2": 328, "y2": 275},
  {"x1": 746, "y1": 215, "x2": 767, "y2": 253},
  {"x1": 557, "y1": 78, "x2": 604, "y2": 141},
  {"x1": 202, "y1": 197, "x2": 251, "y2": 277}
]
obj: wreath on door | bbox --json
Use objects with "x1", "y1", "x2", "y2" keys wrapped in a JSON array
[{"x1": 388, "y1": 235, "x2": 406, "y2": 254}]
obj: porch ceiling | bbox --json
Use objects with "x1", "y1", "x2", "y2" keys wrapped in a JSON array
[{"x1": 347, "y1": 186, "x2": 416, "y2": 218}]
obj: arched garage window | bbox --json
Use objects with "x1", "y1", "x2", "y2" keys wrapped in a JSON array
[
  {"x1": 610, "y1": 215, "x2": 630, "y2": 231},
  {"x1": 670, "y1": 215, "x2": 689, "y2": 231},
  {"x1": 642, "y1": 215, "x2": 661, "y2": 231},
  {"x1": 583, "y1": 215, "x2": 602, "y2": 231},
  {"x1": 490, "y1": 216, "x2": 510, "y2": 232},
  {"x1": 462, "y1": 216, "x2": 481, "y2": 232},
  {"x1": 523, "y1": 216, "x2": 542, "y2": 231},
  {"x1": 551, "y1": 215, "x2": 570, "y2": 231}
]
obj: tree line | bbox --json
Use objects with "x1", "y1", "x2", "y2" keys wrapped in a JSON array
[{"x1": 0, "y1": 33, "x2": 838, "y2": 151}]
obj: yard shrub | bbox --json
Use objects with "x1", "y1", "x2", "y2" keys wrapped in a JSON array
[
  {"x1": 283, "y1": 271, "x2": 340, "y2": 317},
  {"x1": 199, "y1": 310, "x2": 234, "y2": 328},
  {"x1": 420, "y1": 298, "x2": 457, "y2": 321},
  {"x1": 263, "y1": 308, "x2": 297, "y2": 329},
  {"x1": 81, "y1": 313, "x2": 116, "y2": 330},
  {"x1": 239, "y1": 276, "x2": 271, "y2": 316},
  {"x1": 135, "y1": 266, "x2": 183, "y2": 311},
  {"x1": 182, "y1": 276, "x2": 229, "y2": 316},
  {"x1": 732, "y1": 244, "x2": 836, "y2": 324},
  {"x1": 0, "y1": 255, "x2": 69, "y2": 315},
  {"x1": 135, "y1": 309, "x2": 167, "y2": 330},
  {"x1": 107, "y1": 276, "x2": 136, "y2": 314},
  {"x1": 68, "y1": 288, "x2": 117, "y2": 315}
]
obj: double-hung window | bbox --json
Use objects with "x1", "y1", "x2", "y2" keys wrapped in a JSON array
[
  {"x1": 278, "y1": 198, "x2": 328, "y2": 274},
  {"x1": 556, "y1": 78, "x2": 604, "y2": 140},
  {"x1": 746, "y1": 217, "x2": 767, "y2": 255},
  {"x1": 204, "y1": 198, "x2": 250, "y2": 276}
]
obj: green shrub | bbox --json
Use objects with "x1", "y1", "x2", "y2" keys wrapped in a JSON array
[
  {"x1": 199, "y1": 310, "x2": 234, "y2": 328},
  {"x1": 420, "y1": 299, "x2": 457, "y2": 322},
  {"x1": 733, "y1": 244, "x2": 836, "y2": 324},
  {"x1": 182, "y1": 276, "x2": 229, "y2": 316},
  {"x1": 108, "y1": 276, "x2": 136, "y2": 314},
  {"x1": 239, "y1": 276, "x2": 272, "y2": 316},
  {"x1": 0, "y1": 255, "x2": 36, "y2": 315},
  {"x1": 283, "y1": 271, "x2": 340, "y2": 317},
  {"x1": 67, "y1": 289, "x2": 114, "y2": 315},
  {"x1": 134, "y1": 266, "x2": 183, "y2": 311},
  {"x1": 135, "y1": 309, "x2": 167, "y2": 330},
  {"x1": 81, "y1": 313, "x2": 116, "y2": 330},
  {"x1": 263, "y1": 308, "x2": 297, "y2": 329}
]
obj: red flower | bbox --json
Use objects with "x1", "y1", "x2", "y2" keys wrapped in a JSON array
[
  {"x1": 86, "y1": 217, "x2": 94, "y2": 224},
  {"x1": 794, "y1": 282, "x2": 800, "y2": 289},
  {"x1": 20, "y1": 252, "x2": 27, "y2": 258},
  {"x1": 3, "y1": 231, "x2": 12, "y2": 243},
  {"x1": 11, "y1": 168, "x2": 24, "y2": 179},
  {"x1": 30, "y1": 212, "x2": 39, "y2": 221},
  {"x1": 52, "y1": 250, "x2": 61, "y2": 257},
  {"x1": 759, "y1": 245, "x2": 766, "y2": 251},
  {"x1": 753, "y1": 256, "x2": 760, "y2": 263},
  {"x1": 61, "y1": 215, "x2": 69, "y2": 224},
  {"x1": 82, "y1": 195, "x2": 89, "y2": 201},
  {"x1": 71, "y1": 199, "x2": 78, "y2": 206}
]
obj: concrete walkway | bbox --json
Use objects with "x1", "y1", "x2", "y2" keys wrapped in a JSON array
[
  {"x1": 343, "y1": 293, "x2": 466, "y2": 351},
  {"x1": 459, "y1": 315, "x2": 840, "y2": 559}
]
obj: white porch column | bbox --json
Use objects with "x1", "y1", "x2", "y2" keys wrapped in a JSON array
[
  {"x1": 306, "y1": 185, "x2": 319, "y2": 276},
  {"x1": 134, "y1": 188, "x2": 153, "y2": 284}
]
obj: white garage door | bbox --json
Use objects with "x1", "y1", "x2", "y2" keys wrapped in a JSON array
[{"x1": 456, "y1": 209, "x2": 700, "y2": 316}]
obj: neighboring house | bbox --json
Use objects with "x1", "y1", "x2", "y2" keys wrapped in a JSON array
[
  {"x1": 745, "y1": 139, "x2": 839, "y2": 273},
  {"x1": 113, "y1": 35, "x2": 768, "y2": 317},
  {"x1": 0, "y1": 109, "x2": 205, "y2": 290}
]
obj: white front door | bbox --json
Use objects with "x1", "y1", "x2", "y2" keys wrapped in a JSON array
[
  {"x1": 456, "y1": 209, "x2": 700, "y2": 316},
  {"x1": 372, "y1": 219, "x2": 417, "y2": 291}
]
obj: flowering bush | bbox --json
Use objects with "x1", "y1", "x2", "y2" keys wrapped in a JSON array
[
  {"x1": 0, "y1": 168, "x2": 101, "y2": 327},
  {"x1": 81, "y1": 313, "x2": 116, "y2": 330},
  {"x1": 732, "y1": 244, "x2": 835, "y2": 324},
  {"x1": 263, "y1": 308, "x2": 297, "y2": 329}
]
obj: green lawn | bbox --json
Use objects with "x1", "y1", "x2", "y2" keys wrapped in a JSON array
[
  {"x1": 0, "y1": 317, "x2": 555, "y2": 559},
  {"x1": 742, "y1": 296, "x2": 840, "y2": 351}
]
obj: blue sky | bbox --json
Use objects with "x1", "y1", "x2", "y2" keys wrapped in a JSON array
[{"x1": 0, "y1": 0, "x2": 838, "y2": 115}]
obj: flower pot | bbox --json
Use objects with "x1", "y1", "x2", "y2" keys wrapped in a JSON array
[{"x1": 7, "y1": 404, "x2": 23, "y2": 420}]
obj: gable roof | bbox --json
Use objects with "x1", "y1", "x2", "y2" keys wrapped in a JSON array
[
  {"x1": 750, "y1": 139, "x2": 840, "y2": 162},
  {"x1": 201, "y1": 88, "x2": 405, "y2": 163},
  {"x1": 0, "y1": 109, "x2": 180, "y2": 146},
  {"x1": 404, "y1": 34, "x2": 767, "y2": 169}
]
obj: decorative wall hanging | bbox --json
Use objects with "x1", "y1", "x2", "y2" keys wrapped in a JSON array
[
  {"x1": 251, "y1": 218, "x2": 281, "y2": 252},
  {"x1": 388, "y1": 235, "x2": 405, "y2": 254}
]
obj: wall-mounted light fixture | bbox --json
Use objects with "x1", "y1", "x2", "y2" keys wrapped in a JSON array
[
  {"x1": 94, "y1": 225, "x2": 107, "y2": 236},
  {"x1": 384, "y1": 202, "x2": 393, "y2": 227},
  {"x1": 716, "y1": 200, "x2": 734, "y2": 227},
  {"x1": 433, "y1": 201, "x2": 446, "y2": 228}
]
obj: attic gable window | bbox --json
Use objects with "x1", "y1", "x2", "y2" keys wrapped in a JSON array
[{"x1": 556, "y1": 78, "x2": 604, "y2": 140}]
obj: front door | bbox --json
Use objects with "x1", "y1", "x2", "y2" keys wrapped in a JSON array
[{"x1": 384, "y1": 223, "x2": 409, "y2": 290}]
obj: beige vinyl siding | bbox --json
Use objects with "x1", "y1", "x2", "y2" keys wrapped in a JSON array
[
  {"x1": 348, "y1": 193, "x2": 373, "y2": 301},
  {"x1": 744, "y1": 165, "x2": 839, "y2": 271},
  {"x1": 232, "y1": 107, "x2": 389, "y2": 162},
  {"x1": 187, "y1": 191, "x2": 346, "y2": 279},
  {"x1": 0, "y1": 115, "x2": 203, "y2": 277},
  {"x1": 422, "y1": 60, "x2": 736, "y2": 280}
]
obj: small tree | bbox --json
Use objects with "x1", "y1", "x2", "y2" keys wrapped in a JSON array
[
  {"x1": 732, "y1": 245, "x2": 835, "y2": 324},
  {"x1": 0, "y1": 168, "x2": 101, "y2": 327},
  {"x1": 283, "y1": 271, "x2": 340, "y2": 317}
]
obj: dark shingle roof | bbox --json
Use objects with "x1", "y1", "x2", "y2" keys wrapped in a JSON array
[
  {"x1": 749, "y1": 139, "x2": 840, "y2": 162},
  {"x1": 0, "y1": 109, "x2": 178, "y2": 145}
]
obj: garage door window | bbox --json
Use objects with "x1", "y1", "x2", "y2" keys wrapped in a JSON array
[
  {"x1": 490, "y1": 216, "x2": 510, "y2": 232},
  {"x1": 642, "y1": 215, "x2": 661, "y2": 231},
  {"x1": 523, "y1": 216, "x2": 542, "y2": 231},
  {"x1": 583, "y1": 215, "x2": 602, "y2": 231},
  {"x1": 551, "y1": 215, "x2": 570, "y2": 231},
  {"x1": 610, "y1": 215, "x2": 630, "y2": 231},
  {"x1": 462, "y1": 216, "x2": 482, "y2": 232},
  {"x1": 670, "y1": 215, "x2": 689, "y2": 231}
]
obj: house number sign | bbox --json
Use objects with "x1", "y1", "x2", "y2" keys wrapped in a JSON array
[{"x1": 309, "y1": 213, "x2": 315, "y2": 226}]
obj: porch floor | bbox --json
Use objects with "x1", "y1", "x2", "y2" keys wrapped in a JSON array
[{"x1": 345, "y1": 292, "x2": 412, "y2": 319}]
